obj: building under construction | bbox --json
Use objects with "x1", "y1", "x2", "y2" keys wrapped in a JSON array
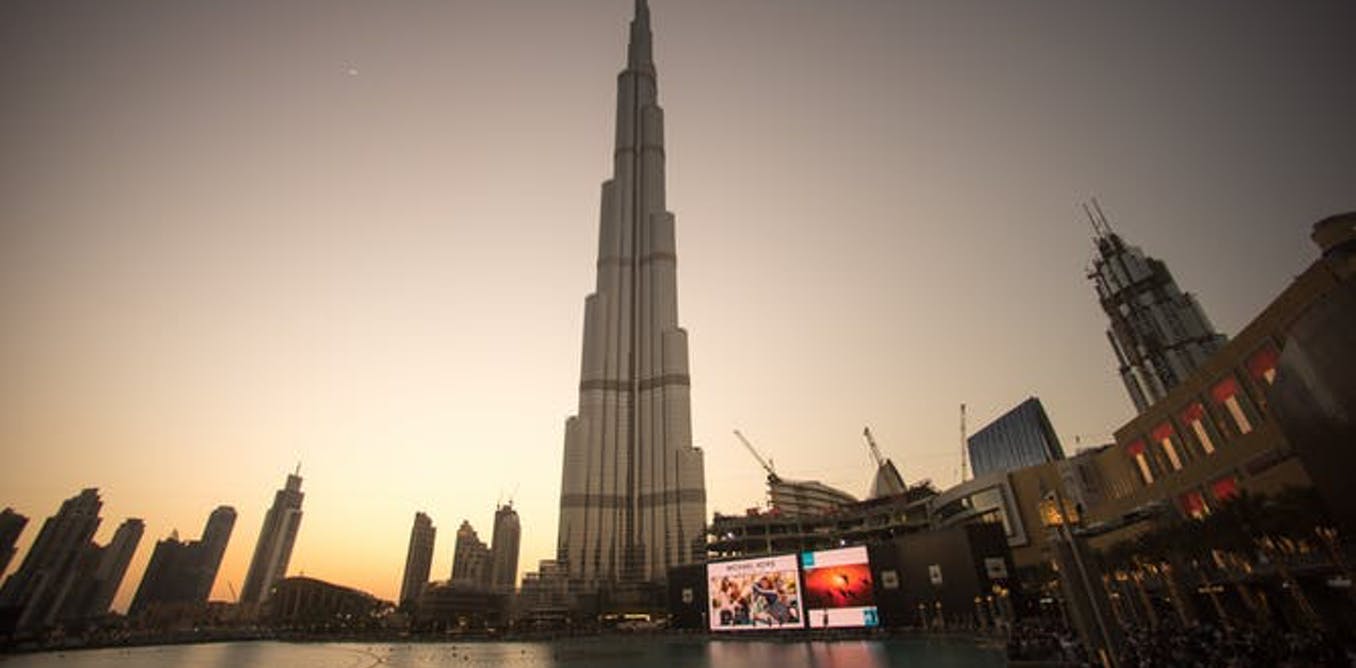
[{"x1": 711, "y1": 428, "x2": 934, "y2": 558}]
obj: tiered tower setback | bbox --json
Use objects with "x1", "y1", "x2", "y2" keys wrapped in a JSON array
[{"x1": 556, "y1": 0, "x2": 707, "y2": 586}]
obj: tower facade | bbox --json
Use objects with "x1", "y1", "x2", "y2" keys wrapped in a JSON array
[
  {"x1": 488, "y1": 503, "x2": 520, "y2": 593},
  {"x1": 0, "y1": 488, "x2": 103, "y2": 631},
  {"x1": 1087, "y1": 202, "x2": 1227, "y2": 413},
  {"x1": 129, "y1": 506, "x2": 235, "y2": 617},
  {"x1": 399, "y1": 512, "x2": 436, "y2": 608},
  {"x1": 967, "y1": 397, "x2": 1066, "y2": 477},
  {"x1": 450, "y1": 520, "x2": 489, "y2": 587},
  {"x1": 240, "y1": 471, "x2": 304, "y2": 605},
  {"x1": 60, "y1": 517, "x2": 144, "y2": 622},
  {"x1": 0, "y1": 508, "x2": 27, "y2": 577},
  {"x1": 556, "y1": 0, "x2": 707, "y2": 587},
  {"x1": 192, "y1": 506, "x2": 236, "y2": 602}
]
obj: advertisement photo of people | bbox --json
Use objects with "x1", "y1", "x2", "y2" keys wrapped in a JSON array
[{"x1": 707, "y1": 555, "x2": 806, "y2": 631}]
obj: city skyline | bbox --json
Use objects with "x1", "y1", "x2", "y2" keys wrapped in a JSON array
[{"x1": 2, "y1": 0, "x2": 1354, "y2": 611}]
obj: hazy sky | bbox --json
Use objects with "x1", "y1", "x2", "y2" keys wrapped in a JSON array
[{"x1": 2, "y1": 1, "x2": 1353, "y2": 611}]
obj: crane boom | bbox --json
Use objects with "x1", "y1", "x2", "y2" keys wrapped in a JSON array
[
  {"x1": 734, "y1": 429, "x2": 779, "y2": 483},
  {"x1": 863, "y1": 426, "x2": 886, "y2": 467}
]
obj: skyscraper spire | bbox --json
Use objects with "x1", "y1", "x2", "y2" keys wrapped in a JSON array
[
  {"x1": 628, "y1": 0, "x2": 653, "y2": 71},
  {"x1": 557, "y1": 0, "x2": 706, "y2": 588}
]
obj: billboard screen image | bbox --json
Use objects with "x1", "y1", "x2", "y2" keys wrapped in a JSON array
[
  {"x1": 801, "y1": 545, "x2": 879, "y2": 628},
  {"x1": 707, "y1": 554, "x2": 805, "y2": 631}
]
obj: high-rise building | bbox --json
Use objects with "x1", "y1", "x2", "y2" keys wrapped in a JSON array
[
  {"x1": 556, "y1": 0, "x2": 706, "y2": 588},
  {"x1": 240, "y1": 470, "x2": 304, "y2": 605},
  {"x1": 967, "y1": 397, "x2": 1066, "y2": 477},
  {"x1": 192, "y1": 506, "x2": 236, "y2": 602},
  {"x1": 0, "y1": 508, "x2": 28, "y2": 577},
  {"x1": 0, "y1": 488, "x2": 103, "y2": 631},
  {"x1": 1086, "y1": 201, "x2": 1226, "y2": 413},
  {"x1": 399, "y1": 512, "x2": 436, "y2": 608},
  {"x1": 60, "y1": 518, "x2": 144, "y2": 622},
  {"x1": 129, "y1": 506, "x2": 236, "y2": 617},
  {"x1": 130, "y1": 531, "x2": 193, "y2": 618},
  {"x1": 488, "y1": 503, "x2": 520, "y2": 593},
  {"x1": 450, "y1": 520, "x2": 489, "y2": 588}
]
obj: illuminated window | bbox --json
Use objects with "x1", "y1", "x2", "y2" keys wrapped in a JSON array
[
  {"x1": 1178, "y1": 402, "x2": 1216, "y2": 455},
  {"x1": 1210, "y1": 476, "x2": 1239, "y2": 503},
  {"x1": 1179, "y1": 490, "x2": 1208, "y2": 519},
  {"x1": 1127, "y1": 440, "x2": 1154, "y2": 485},
  {"x1": 1210, "y1": 377, "x2": 1254, "y2": 436},
  {"x1": 1247, "y1": 343, "x2": 1279, "y2": 386},
  {"x1": 1151, "y1": 423, "x2": 1184, "y2": 471}
]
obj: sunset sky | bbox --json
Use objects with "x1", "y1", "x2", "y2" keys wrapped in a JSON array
[{"x1": 2, "y1": 1, "x2": 1353, "y2": 611}]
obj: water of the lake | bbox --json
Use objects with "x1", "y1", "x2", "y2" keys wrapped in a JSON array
[{"x1": 0, "y1": 637, "x2": 1006, "y2": 667}]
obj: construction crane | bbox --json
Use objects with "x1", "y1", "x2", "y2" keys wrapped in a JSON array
[
  {"x1": 863, "y1": 426, "x2": 886, "y2": 467},
  {"x1": 733, "y1": 429, "x2": 780, "y2": 483}
]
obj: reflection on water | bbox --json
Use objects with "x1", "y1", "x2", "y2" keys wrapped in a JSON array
[{"x1": 0, "y1": 637, "x2": 1003, "y2": 668}]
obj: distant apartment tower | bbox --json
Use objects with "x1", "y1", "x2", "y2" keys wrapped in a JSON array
[
  {"x1": 488, "y1": 503, "x2": 520, "y2": 593},
  {"x1": 59, "y1": 518, "x2": 144, "y2": 623},
  {"x1": 0, "y1": 508, "x2": 28, "y2": 577},
  {"x1": 399, "y1": 512, "x2": 436, "y2": 608},
  {"x1": 0, "y1": 489, "x2": 103, "y2": 631},
  {"x1": 129, "y1": 506, "x2": 236, "y2": 617},
  {"x1": 450, "y1": 521, "x2": 490, "y2": 588},
  {"x1": 240, "y1": 470, "x2": 304, "y2": 605},
  {"x1": 967, "y1": 397, "x2": 1066, "y2": 477},
  {"x1": 193, "y1": 506, "x2": 236, "y2": 602},
  {"x1": 1086, "y1": 202, "x2": 1227, "y2": 413}
]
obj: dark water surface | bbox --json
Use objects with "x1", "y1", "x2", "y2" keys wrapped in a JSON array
[{"x1": 0, "y1": 637, "x2": 1005, "y2": 667}]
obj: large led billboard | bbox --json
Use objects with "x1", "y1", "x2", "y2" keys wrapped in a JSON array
[
  {"x1": 707, "y1": 554, "x2": 805, "y2": 631},
  {"x1": 801, "y1": 545, "x2": 879, "y2": 628}
]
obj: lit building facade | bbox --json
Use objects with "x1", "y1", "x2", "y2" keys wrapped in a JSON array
[
  {"x1": 1087, "y1": 203, "x2": 1227, "y2": 413},
  {"x1": 556, "y1": 0, "x2": 706, "y2": 587}
]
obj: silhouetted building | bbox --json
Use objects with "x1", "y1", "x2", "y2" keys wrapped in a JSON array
[
  {"x1": 129, "y1": 506, "x2": 236, "y2": 618},
  {"x1": 556, "y1": 0, "x2": 707, "y2": 588},
  {"x1": 1086, "y1": 201, "x2": 1227, "y2": 413},
  {"x1": 450, "y1": 521, "x2": 489, "y2": 588},
  {"x1": 59, "y1": 518, "x2": 144, "y2": 624},
  {"x1": 399, "y1": 512, "x2": 436, "y2": 609},
  {"x1": 488, "y1": 504, "x2": 520, "y2": 594},
  {"x1": 413, "y1": 581, "x2": 508, "y2": 631},
  {"x1": 967, "y1": 397, "x2": 1066, "y2": 477},
  {"x1": 192, "y1": 506, "x2": 235, "y2": 602},
  {"x1": 266, "y1": 576, "x2": 389, "y2": 628},
  {"x1": 0, "y1": 508, "x2": 27, "y2": 577},
  {"x1": 0, "y1": 488, "x2": 103, "y2": 632},
  {"x1": 240, "y1": 470, "x2": 304, "y2": 605},
  {"x1": 1265, "y1": 212, "x2": 1356, "y2": 534}
]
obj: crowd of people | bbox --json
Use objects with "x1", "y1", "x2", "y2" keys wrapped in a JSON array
[
  {"x1": 1117, "y1": 623, "x2": 1353, "y2": 668},
  {"x1": 1005, "y1": 618, "x2": 1355, "y2": 667}
]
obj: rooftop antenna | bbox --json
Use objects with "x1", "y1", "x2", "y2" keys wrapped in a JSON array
[
  {"x1": 1091, "y1": 197, "x2": 1112, "y2": 234},
  {"x1": 294, "y1": 461, "x2": 301, "y2": 477},
  {"x1": 1083, "y1": 202, "x2": 1102, "y2": 237}
]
